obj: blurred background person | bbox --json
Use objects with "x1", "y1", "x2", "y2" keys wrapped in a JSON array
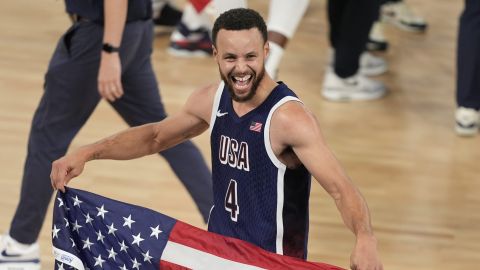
[
  {"x1": 322, "y1": 0, "x2": 388, "y2": 102},
  {"x1": 455, "y1": 0, "x2": 480, "y2": 136}
]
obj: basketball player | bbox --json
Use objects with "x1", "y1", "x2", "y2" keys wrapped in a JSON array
[
  {"x1": 51, "y1": 8, "x2": 383, "y2": 269},
  {"x1": 0, "y1": 1, "x2": 212, "y2": 269}
]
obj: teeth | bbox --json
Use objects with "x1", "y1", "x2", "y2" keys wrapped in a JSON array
[{"x1": 234, "y1": 75, "x2": 251, "y2": 82}]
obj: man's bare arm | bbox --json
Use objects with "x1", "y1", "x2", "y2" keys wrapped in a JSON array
[
  {"x1": 50, "y1": 83, "x2": 218, "y2": 191},
  {"x1": 270, "y1": 102, "x2": 382, "y2": 270}
]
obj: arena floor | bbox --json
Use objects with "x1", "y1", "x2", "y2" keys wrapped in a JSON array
[{"x1": 0, "y1": 1, "x2": 478, "y2": 269}]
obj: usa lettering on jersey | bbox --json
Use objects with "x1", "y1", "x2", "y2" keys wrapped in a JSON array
[{"x1": 218, "y1": 135, "x2": 250, "y2": 171}]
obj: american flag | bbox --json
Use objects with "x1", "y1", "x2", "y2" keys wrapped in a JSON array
[
  {"x1": 52, "y1": 188, "x2": 344, "y2": 270},
  {"x1": 249, "y1": 121, "x2": 263, "y2": 133}
]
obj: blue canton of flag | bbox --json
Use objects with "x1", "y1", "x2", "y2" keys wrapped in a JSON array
[{"x1": 52, "y1": 188, "x2": 175, "y2": 270}]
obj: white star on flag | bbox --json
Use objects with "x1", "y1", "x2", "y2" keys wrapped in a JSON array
[
  {"x1": 57, "y1": 198, "x2": 64, "y2": 207},
  {"x1": 57, "y1": 262, "x2": 65, "y2": 270},
  {"x1": 70, "y1": 238, "x2": 76, "y2": 248},
  {"x1": 96, "y1": 204, "x2": 108, "y2": 219},
  {"x1": 96, "y1": 230, "x2": 105, "y2": 243},
  {"x1": 72, "y1": 220, "x2": 82, "y2": 233},
  {"x1": 120, "y1": 264, "x2": 128, "y2": 270},
  {"x1": 119, "y1": 240, "x2": 129, "y2": 252},
  {"x1": 108, "y1": 247, "x2": 118, "y2": 261},
  {"x1": 64, "y1": 218, "x2": 69, "y2": 228},
  {"x1": 122, "y1": 214, "x2": 136, "y2": 229},
  {"x1": 84, "y1": 213, "x2": 93, "y2": 225},
  {"x1": 52, "y1": 224, "x2": 60, "y2": 239},
  {"x1": 107, "y1": 222, "x2": 117, "y2": 235},
  {"x1": 142, "y1": 250, "x2": 153, "y2": 263},
  {"x1": 132, "y1": 232, "x2": 144, "y2": 246},
  {"x1": 93, "y1": 254, "x2": 105, "y2": 267},
  {"x1": 72, "y1": 195, "x2": 83, "y2": 207},
  {"x1": 150, "y1": 225, "x2": 162, "y2": 239},
  {"x1": 82, "y1": 237, "x2": 93, "y2": 250},
  {"x1": 131, "y1": 258, "x2": 141, "y2": 270}
]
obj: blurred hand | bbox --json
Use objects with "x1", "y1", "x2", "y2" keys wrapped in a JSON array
[
  {"x1": 98, "y1": 52, "x2": 124, "y2": 102},
  {"x1": 50, "y1": 150, "x2": 88, "y2": 192},
  {"x1": 350, "y1": 234, "x2": 383, "y2": 270}
]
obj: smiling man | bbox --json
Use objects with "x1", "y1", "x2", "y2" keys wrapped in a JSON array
[{"x1": 50, "y1": 8, "x2": 383, "y2": 270}]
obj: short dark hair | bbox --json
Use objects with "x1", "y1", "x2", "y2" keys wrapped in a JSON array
[{"x1": 212, "y1": 8, "x2": 268, "y2": 47}]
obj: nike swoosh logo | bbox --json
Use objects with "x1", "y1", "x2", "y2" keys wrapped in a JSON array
[
  {"x1": 216, "y1": 110, "x2": 228, "y2": 117},
  {"x1": 1, "y1": 250, "x2": 22, "y2": 258}
]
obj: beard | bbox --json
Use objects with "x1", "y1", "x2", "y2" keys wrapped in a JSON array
[{"x1": 220, "y1": 66, "x2": 265, "y2": 103}]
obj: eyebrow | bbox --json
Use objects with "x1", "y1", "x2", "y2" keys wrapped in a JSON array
[{"x1": 222, "y1": 51, "x2": 257, "y2": 58}]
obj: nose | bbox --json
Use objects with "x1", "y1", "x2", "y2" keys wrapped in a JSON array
[{"x1": 234, "y1": 58, "x2": 248, "y2": 73}]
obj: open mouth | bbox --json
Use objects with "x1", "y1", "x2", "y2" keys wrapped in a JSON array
[{"x1": 231, "y1": 74, "x2": 253, "y2": 91}]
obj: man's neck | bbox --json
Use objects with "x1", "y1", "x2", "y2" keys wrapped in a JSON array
[{"x1": 232, "y1": 76, "x2": 278, "y2": 116}]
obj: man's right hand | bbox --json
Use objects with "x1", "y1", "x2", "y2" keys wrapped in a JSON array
[
  {"x1": 50, "y1": 149, "x2": 89, "y2": 192},
  {"x1": 98, "y1": 52, "x2": 124, "y2": 102}
]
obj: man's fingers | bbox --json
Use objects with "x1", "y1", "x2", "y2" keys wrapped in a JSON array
[
  {"x1": 59, "y1": 172, "x2": 74, "y2": 193},
  {"x1": 51, "y1": 162, "x2": 66, "y2": 191},
  {"x1": 113, "y1": 81, "x2": 124, "y2": 98},
  {"x1": 99, "y1": 83, "x2": 122, "y2": 102}
]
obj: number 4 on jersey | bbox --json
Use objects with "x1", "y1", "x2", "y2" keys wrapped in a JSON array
[{"x1": 225, "y1": 179, "x2": 239, "y2": 222}]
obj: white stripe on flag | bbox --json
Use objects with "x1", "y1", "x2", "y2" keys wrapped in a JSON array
[
  {"x1": 162, "y1": 241, "x2": 266, "y2": 270},
  {"x1": 53, "y1": 247, "x2": 85, "y2": 270}
]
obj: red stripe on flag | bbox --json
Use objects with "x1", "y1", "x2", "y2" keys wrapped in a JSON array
[
  {"x1": 160, "y1": 260, "x2": 192, "y2": 270},
  {"x1": 168, "y1": 221, "x2": 344, "y2": 270}
]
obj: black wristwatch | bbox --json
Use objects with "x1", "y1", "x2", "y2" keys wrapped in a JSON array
[{"x1": 102, "y1": 43, "x2": 120, "y2": 53}]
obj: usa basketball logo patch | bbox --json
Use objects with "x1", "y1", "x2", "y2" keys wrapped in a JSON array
[{"x1": 249, "y1": 121, "x2": 262, "y2": 132}]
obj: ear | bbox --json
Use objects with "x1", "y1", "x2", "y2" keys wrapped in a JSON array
[
  {"x1": 264, "y1": 41, "x2": 270, "y2": 59},
  {"x1": 213, "y1": 45, "x2": 218, "y2": 58}
]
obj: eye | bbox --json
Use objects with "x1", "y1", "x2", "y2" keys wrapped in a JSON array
[
  {"x1": 224, "y1": 55, "x2": 236, "y2": 62},
  {"x1": 246, "y1": 54, "x2": 257, "y2": 60}
]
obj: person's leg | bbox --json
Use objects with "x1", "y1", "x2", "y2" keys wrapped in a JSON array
[
  {"x1": 113, "y1": 21, "x2": 213, "y2": 222},
  {"x1": 327, "y1": 0, "x2": 347, "y2": 51},
  {"x1": 331, "y1": 0, "x2": 380, "y2": 78},
  {"x1": 152, "y1": 0, "x2": 183, "y2": 28},
  {"x1": 457, "y1": 0, "x2": 480, "y2": 109},
  {"x1": 265, "y1": 0, "x2": 309, "y2": 79},
  {"x1": 323, "y1": 0, "x2": 386, "y2": 102},
  {"x1": 455, "y1": 0, "x2": 480, "y2": 136},
  {"x1": 9, "y1": 21, "x2": 102, "y2": 244}
]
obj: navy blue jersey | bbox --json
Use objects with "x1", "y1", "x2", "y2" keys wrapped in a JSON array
[{"x1": 208, "y1": 82, "x2": 312, "y2": 259}]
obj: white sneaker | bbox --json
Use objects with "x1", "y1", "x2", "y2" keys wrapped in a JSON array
[
  {"x1": 0, "y1": 234, "x2": 40, "y2": 270},
  {"x1": 328, "y1": 50, "x2": 388, "y2": 77},
  {"x1": 455, "y1": 107, "x2": 480, "y2": 136},
  {"x1": 381, "y1": 1, "x2": 427, "y2": 32},
  {"x1": 322, "y1": 70, "x2": 386, "y2": 102},
  {"x1": 359, "y1": 52, "x2": 388, "y2": 76}
]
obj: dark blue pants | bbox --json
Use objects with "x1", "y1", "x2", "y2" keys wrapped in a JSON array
[
  {"x1": 328, "y1": 0, "x2": 380, "y2": 78},
  {"x1": 10, "y1": 20, "x2": 213, "y2": 244},
  {"x1": 457, "y1": 0, "x2": 480, "y2": 110}
]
